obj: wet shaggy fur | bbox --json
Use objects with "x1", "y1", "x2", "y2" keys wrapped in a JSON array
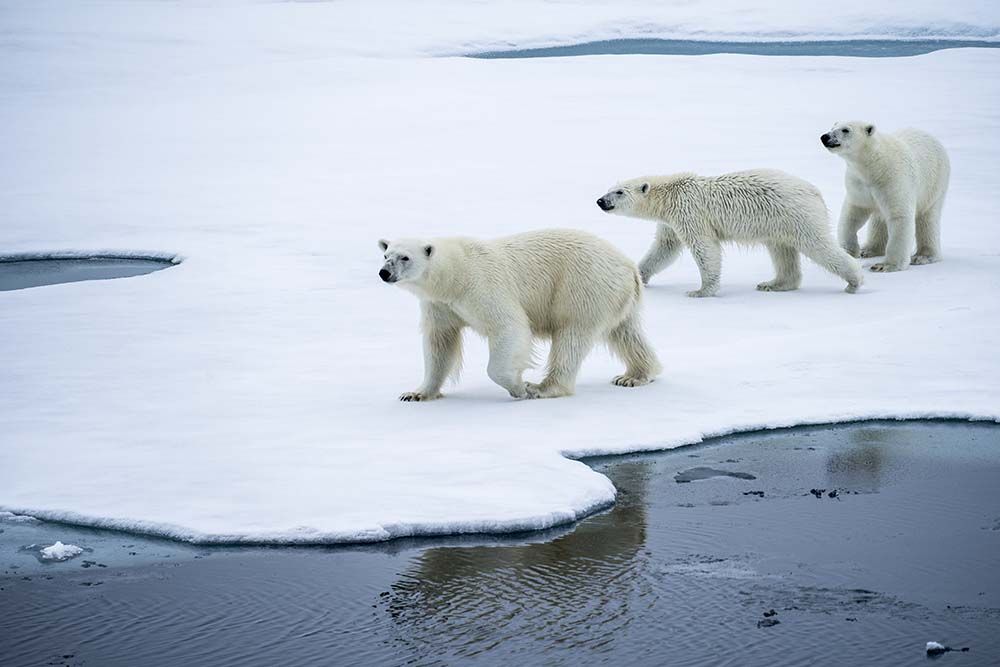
[
  {"x1": 823, "y1": 122, "x2": 950, "y2": 272},
  {"x1": 598, "y1": 169, "x2": 863, "y2": 297},
  {"x1": 378, "y1": 229, "x2": 661, "y2": 400}
]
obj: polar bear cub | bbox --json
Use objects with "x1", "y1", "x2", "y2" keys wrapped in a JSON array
[
  {"x1": 821, "y1": 121, "x2": 950, "y2": 272},
  {"x1": 597, "y1": 169, "x2": 862, "y2": 296},
  {"x1": 378, "y1": 229, "x2": 661, "y2": 401}
]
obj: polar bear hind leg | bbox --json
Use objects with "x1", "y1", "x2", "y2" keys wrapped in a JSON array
[
  {"x1": 800, "y1": 240, "x2": 864, "y2": 293},
  {"x1": 606, "y1": 311, "x2": 661, "y2": 387},
  {"x1": 757, "y1": 243, "x2": 802, "y2": 291},
  {"x1": 913, "y1": 198, "x2": 944, "y2": 265}
]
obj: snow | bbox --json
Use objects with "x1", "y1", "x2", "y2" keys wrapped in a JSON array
[
  {"x1": 39, "y1": 542, "x2": 84, "y2": 562},
  {"x1": 1, "y1": 1, "x2": 999, "y2": 544}
]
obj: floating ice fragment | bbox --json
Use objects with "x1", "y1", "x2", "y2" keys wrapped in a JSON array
[{"x1": 40, "y1": 541, "x2": 84, "y2": 561}]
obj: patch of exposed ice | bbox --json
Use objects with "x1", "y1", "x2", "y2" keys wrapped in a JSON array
[{"x1": 39, "y1": 541, "x2": 84, "y2": 561}]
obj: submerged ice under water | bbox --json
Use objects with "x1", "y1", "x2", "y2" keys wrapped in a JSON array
[{"x1": 2, "y1": 421, "x2": 999, "y2": 667}]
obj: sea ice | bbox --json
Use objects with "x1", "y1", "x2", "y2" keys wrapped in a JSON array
[
  {"x1": 0, "y1": 1, "x2": 998, "y2": 544},
  {"x1": 39, "y1": 542, "x2": 84, "y2": 562}
]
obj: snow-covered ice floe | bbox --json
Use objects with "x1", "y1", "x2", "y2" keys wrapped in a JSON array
[
  {"x1": 38, "y1": 542, "x2": 85, "y2": 562},
  {"x1": 1, "y1": 1, "x2": 998, "y2": 544}
]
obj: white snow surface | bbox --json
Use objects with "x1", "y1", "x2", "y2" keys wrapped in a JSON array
[
  {"x1": 1, "y1": 1, "x2": 999, "y2": 544},
  {"x1": 39, "y1": 542, "x2": 84, "y2": 562}
]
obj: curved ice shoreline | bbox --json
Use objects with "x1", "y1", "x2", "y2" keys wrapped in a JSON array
[
  {"x1": 2, "y1": 4, "x2": 999, "y2": 555},
  {"x1": 0, "y1": 251, "x2": 183, "y2": 264},
  {"x1": 4, "y1": 413, "x2": 996, "y2": 546}
]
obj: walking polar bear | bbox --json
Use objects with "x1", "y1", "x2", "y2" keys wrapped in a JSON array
[
  {"x1": 821, "y1": 122, "x2": 950, "y2": 272},
  {"x1": 378, "y1": 229, "x2": 661, "y2": 401},
  {"x1": 597, "y1": 169, "x2": 863, "y2": 296}
]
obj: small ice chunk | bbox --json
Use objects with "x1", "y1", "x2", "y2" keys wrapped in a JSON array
[
  {"x1": 926, "y1": 641, "x2": 947, "y2": 655},
  {"x1": 40, "y1": 541, "x2": 84, "y2": 561}
]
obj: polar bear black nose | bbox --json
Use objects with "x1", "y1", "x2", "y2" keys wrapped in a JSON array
[
  {"x1": 820, "y1": 133, "x2": 831, "y2": 145},
  {"x1": 597, "y1": 197, "x2": 610, "y2": 211},
  {"x1": 379, "y1": 268, "x2": 391, "y2": 282}
]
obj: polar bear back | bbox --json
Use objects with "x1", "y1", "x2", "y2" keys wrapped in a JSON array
[
  {"x1": 660, "y1": 169, "x2": 830, "y2": 244},
  {"x1": 876, "y1": 129, "x2": 950, "y2": 212},
  {"x1": 486, "y1": 230, "x2": 641, "y2": 335}
]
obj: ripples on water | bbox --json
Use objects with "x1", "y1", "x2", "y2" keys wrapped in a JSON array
[{"x1": 2, "y1": 422, "x2": 999, "y2": 666}]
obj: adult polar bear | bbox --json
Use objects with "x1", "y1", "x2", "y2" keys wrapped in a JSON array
[
  {"x1": 597, "y1": 169, "x2": 862, "y2": 296},
  {"x1": 822, "y1": 121, "x2": 950, "y2": 272},
  {"x1": 378, "y1": 230, "x2": 661, "y2": 400}
]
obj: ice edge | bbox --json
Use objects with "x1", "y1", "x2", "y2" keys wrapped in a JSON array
[{"x1": 3, "y1": 411, "x2": 996, "y2": 547}]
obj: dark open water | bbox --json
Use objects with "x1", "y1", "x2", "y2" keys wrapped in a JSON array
[
  {"x1": 0, "y1": 258, "x2": 173, "y2": 291},
  {"x1": 2, "y1": 421, "x2": 999, "y2": 666},
  {"x1": 469, "y1": 39, "x2": 1000, "y2": 59}
]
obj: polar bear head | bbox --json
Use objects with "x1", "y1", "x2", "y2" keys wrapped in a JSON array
[
  {"x1": 378, "y1": 238, "x2": 434, "y2": 284},
  {"x1": 821, "y1": 121, "x2": 876, "y2": 156},
  {"x1": 596, "y1": 179, "x2": 650, "y2": 216}
]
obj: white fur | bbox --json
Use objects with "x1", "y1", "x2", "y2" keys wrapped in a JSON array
[
  {"x1": 378, "y1": 229, "x2": 662, "y2": 401},
  {"x1": 822, "y1": 121, "x2": 950, "y2": 272},
  {"x1": 597, "y1": 169, "x2": 863, "y2": 296}
]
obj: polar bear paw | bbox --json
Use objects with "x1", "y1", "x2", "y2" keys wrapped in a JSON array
[
  {"x1": 869, "y1": 262, "x2": 905, "y2": 273},
  {"x1": 756, "y1": 280, "x2": 797, "y2": 292},
  {"x1": 524, "y1": 382, "x2": 571, "y2": 399},
  {"x1": 686, "y1": 288, "x2": 717, "y2": 298},
  {"x1": 399, "y1": 391, "x2": 440, "y2": 402},
  {"x1": 859, "y1": 247, "x2": 884, "y2": 259},
  {"x1": 911, "y1": 254, "x2": 938, "y2": 265},
  {"x1": 612, "y1": 374, "x2": 652, "y2": 388}
]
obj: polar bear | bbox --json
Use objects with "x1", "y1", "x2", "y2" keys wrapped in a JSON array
[
  {"x1": 378, "y1": 229, "x2": 661, "y2": 400},
  {"x1": 597, "y1": 169, "x2": 862, "y2": 296},
  {"x1": 821, "y1": 121, "x2": 950, "y2": 272}
]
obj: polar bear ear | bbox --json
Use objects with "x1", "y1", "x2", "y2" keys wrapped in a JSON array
[
  {"x1": 865, "y1": 124, "x2": 876, "y2": 136},
  {"x1": 423, "y1": 244, "x2": 434, "y2": 258},
  {"x1": 640, "y1": 182, "x2": 650, "y2": 194},
  {"x1": 378, "y1": 239, "x2": 389, "y2": 252}
]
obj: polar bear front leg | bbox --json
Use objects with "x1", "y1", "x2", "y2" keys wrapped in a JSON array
[
  {"x1": 838, "y1": 204, "x2": 871, "y2": 258},
  {"x1": 871, "y1": 205, "x2": 916, "y2": 272},
  {"x1": 401, "y1": 304, "x2": 464, "y2": 402},
  {"x1": 638, "y1": 224, "x2": 683, "y2": 285},
  {"x1": 757, "y1": 243, "x2": 802, "y2": 291},
  {"x1": 860, "y1": 215, "x2": 888, "y2": 258},
  {"x1": 486, "y1": 324, "x2": 534, "y2": 399},
  {"x1": 685, "y1": 236, "x2": 722, "y2": 297}
]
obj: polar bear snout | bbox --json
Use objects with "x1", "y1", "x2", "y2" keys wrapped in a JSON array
[
  {"x1": 379, "y1": 268, "x2": 394, "y2": 283},
  {"x1": 820, "y1": 133, "x2": 840, "y2": 149},
  {"x1": 596, "y1": 197, "x2": 613, "y2": 211}
]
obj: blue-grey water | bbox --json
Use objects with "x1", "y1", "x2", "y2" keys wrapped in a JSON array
[
  {"x1": 2, "y1": 421, "x2": 999, "y2": 666},
  {"x1": 0, "y1": 257, "x2": 173, "y2": 291},
  {"x1": 469, "y1": 39, "x2": 1000, "y2": 59}
]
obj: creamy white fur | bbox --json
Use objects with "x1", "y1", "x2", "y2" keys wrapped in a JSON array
[
  {"x1": 378, "y1": 229, "x2": 662, "y2": 400},
  {"x1": 823, "y1": 121, "x2": 950, "y2": 272},
  {"x1": 598, "y1": 169, "x2": 863, "y2": 296}
]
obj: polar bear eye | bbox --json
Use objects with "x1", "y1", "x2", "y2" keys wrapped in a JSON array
[
  {"x1": 842, "y1": 128, "x2": 850, "y2": 134},
  {"x1": 401, "y1": 256, "x2": 410, "y2": 262},
  {"x1": 616, "y1": 190, "x2": 624, "y2": 195}
]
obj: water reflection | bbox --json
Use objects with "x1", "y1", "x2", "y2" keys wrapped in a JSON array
[
  {"x1": 824, "y1": 426, "x2": 898, "y2": 490},
  {"x1": 382, "y1": 461, "x2": 651, "y2": 657}
]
